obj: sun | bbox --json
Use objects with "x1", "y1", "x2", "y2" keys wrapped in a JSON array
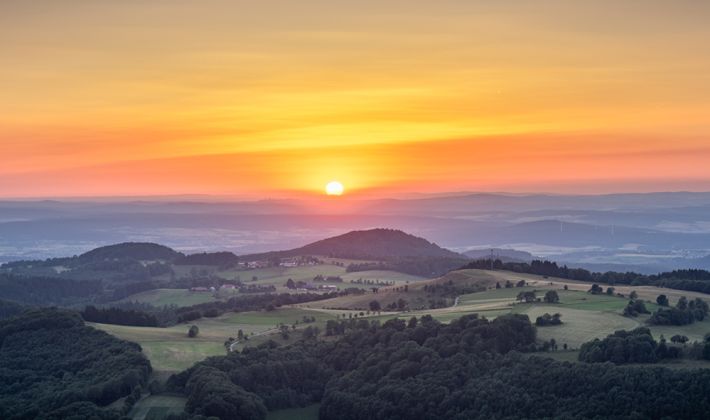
[{"x1": 325, "y1": 180, "x2": 344, "y2": 196}]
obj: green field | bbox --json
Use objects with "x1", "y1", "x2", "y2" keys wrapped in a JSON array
[
  {"x1": 419, "y1": 282, "x2": 708, "y2": 349},
  {"x1": 267, "y1": 404, "x2": 320, "y2": 420},
  {"x1": 219, "y1": 264, "x2": 425, "y2": 291},
  {"x1": 522, "y1": 305, "x2": 640, "y2": 348},
  {"x1": 129, "y1": 395, "x2": 186, "y2": 420},
  {"x1": 117, "y1": 288, "x2": 222, "y2": 307},
  {"x1": 93, "y1": 307, "x2": 335, "y2": 373}
]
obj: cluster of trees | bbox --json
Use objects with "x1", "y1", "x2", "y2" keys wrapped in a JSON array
[
  {"x1": 495, "y1": 279, "x2": 528, "y2": 289},
  {"x1": 0, "y1": 309, "x2": 151, "y2": 419},
  {"x1": 649, "y1": 296, "x2": 709, "y2": 325},
  {"x1": 579, "y1": 327, "x2": 673, "y2": 363},
  {"x1": 172, "y1": 311, "x2": 710, "y2": 419},
  {"x1": 348, "y1": 278, "x2": 394, "y2": 286},
  {"x1": 462, "y1": 259, "x2": 710, "y2": 295},
  {"x1": 516, "y1": 290, "x2": 537, "y2": 303},
  {"x1": 514, "y1": 289, "x2": 560, "y2": 304},
  {"x1": 313, "y1": 275, "x2": 343, "y2": 283},
  {"x1": 535, "y1": 312, "x2": 562, "y2": 326},
  {"x1": 422, "y1": 280, "x2": 486, "y2": 297},
  {"x1": 238, "y1": 284, "x2": 277, "y2": 293},
  {"x1": 623, "y1": 299, "x2": 650, "y2": 317}
]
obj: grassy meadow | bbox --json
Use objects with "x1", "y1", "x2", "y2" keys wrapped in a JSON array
[
  {"x1": 129, "y1": 395, "x2": 186, "y2": 420},
  {"x1": 116, "y1": 288, "x2": 223, "y2": 307},
  {"x1": 92, "y1": 307, "x2": 336, "y2": 373}
]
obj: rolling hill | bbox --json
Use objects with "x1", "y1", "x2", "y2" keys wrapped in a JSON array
[
  {"x1": 242, "y1": 228, "x2": 464, "y2": 261},
  {"x1": 78, "y1": 242, "x2": 183, "y2": 262}
]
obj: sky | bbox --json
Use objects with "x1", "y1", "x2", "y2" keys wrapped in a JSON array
[{"x1": 1, "y1": 0, "x2": 710, "y2": 198}]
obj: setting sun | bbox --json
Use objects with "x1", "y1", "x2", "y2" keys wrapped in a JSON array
[{"x1": 325, "y1": 181, "x2": 345, "y2": 196}]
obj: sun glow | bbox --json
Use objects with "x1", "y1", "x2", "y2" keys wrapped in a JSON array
[{"x1": 325, "y1": 181, "x2": 344, "y2": 196}]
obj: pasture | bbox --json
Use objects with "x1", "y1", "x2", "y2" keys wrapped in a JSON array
[
  {"x1": 92, "y1": 307, "x2": 334, "y2": 373},
  {"x1": 358, "y1": 269, "x2": 710, "y2": 351},
  {"x1": 129, "y1": 395, "x2": 186, "y2": 420}
]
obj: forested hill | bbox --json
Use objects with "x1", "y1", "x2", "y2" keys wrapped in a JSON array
[
  {"x1": 78, "y1": 242, "x2": 183, "y2": 262},
  {"x1": 243, "y1": 228, "x2": 464, "y2": 261},
  {"x1": 0, "y1": 309, "x2": 151, "y2": 419}
]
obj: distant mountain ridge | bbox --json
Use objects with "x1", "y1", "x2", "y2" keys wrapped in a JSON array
[
  {"x1": 464, "y1": 248, "x2": 534, "y2": 262},
  {"x1": 242, "y1": 228, "x2": 464, "y2": 261}
]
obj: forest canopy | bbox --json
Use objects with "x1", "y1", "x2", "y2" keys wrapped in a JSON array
[{"x1": 0, "y1": 309, "x2": 151, "y2": 419}]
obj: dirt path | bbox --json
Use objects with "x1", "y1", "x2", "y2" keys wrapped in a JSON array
[{"x1": 228, "y1": 327, "x2": 279, "y2": 352}]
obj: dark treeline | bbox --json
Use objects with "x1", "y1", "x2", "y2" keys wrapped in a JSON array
[
  {"x1": 579, "y1": 327, "x2": 674, "y2": 363},
  {"x1": 462, "y1": 259, "x2": 710, "y2": 294},
  {"x1": 81, "y1": 305, "x2": 160, "y2": 327},
  {"x1": 174, "y1": 291, "x2": 349, "y2": 324},
  {"x1": 0, "y1": 273, "x2": 103, "y2": 306},
  {"x1": 174, "y1": 252, "x2": 240, "y2": 267},
  {"x1": 0, "y1": 299, "x2": 27, "y2": 320},
  {"x1": 347, "y1": 256, "x2": 470, "y2": 278},
  {"x1": 167, "y1": 313, "x2": 710, "y2": 420},
  {"x1": 579, "y1": 326, "x2": 710, "y2": 364},
  {"x1": 0, "y1": 309, "x2": 151, "y2": 419},
  {"x1": 82, "y1": 290, "x2": 355, "y2": 328}
]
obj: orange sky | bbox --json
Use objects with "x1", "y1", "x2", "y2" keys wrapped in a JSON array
[{"x1": 2, "y1": 1, "x2": 710, "y2": 198}]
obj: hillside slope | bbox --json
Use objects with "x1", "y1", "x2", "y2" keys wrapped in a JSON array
[
  {"x1": 79, "y1": 242, "x2": 182, "y2": 262},
  {"x1": 243, "y1": 228, "x2": 464, "y2": 261}
]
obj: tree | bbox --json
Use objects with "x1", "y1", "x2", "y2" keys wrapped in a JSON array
[
  {"x1": 188, "y1": 325, "x2": 199, "y2": 337},
  {"x1": 536, "y1": 312, "x2": 562, "y2": 326},
  {"x1": 237, "y1": 329, "x2": 244, "y2": 340},
  {"x1": 606, "y1": 287, "x2": 615, "y2": 295},
  {"x1": 516, "y1": 280, "x2": 526, "y2": 288},
  {"x1": 517, "y1": 291, "x2": 536, "y2": 303},
  {"x1": 495, "y1": 282, "x2": 501, "y2": 289},
  {"x1": 369, "y1": 300, "x2": 381, "y2": 312},
  {"x1": 677, "y1": 296, "x2": 688, "y2": 310},
  {"x1": 670, "y1": 334, "x2": 688, "y2": 344},
  {"x1": 543, "y1": 290, "x2": 560, "y2": 304},
  {"x1": 407, "y1": 317, "x2": 418, "y2": 328},
  {"x1": 285, "y1": 278, "x2": 295, "y2": 289},
  {"x1": 623, "y1": 300, "x2": 649, "y2": 317},
  {"x1": 588, "y1": 284, "x2": 604, "y2": 294},
  {"x1": 279, "y1": 324, "x2": 290, "y2": 339},
  {"x1": 657, "y1": 294, "x2": 669, "y2": 306},
  {"x1": 629, "y1": 290, "x2": 638, "y2": 300}
]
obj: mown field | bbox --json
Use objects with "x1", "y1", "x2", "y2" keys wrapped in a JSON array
[{"x1": 129, "y1": 395, "x2": 185, "y2": 420}]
